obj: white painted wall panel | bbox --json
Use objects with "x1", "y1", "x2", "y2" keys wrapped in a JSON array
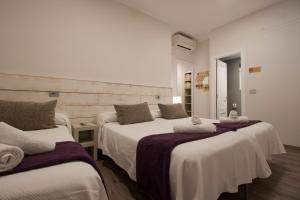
[
  {"x1": 208, "y1": 0, "x2": 300, "y2": 146},
  {"x1": 0, "y1": 0, "x2": 172, "y2": 87}
]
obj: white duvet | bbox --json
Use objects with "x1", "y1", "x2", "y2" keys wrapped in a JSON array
[
  {"x1": 99, "y1": 117, "x2": 285, "y2": 200},
  {"x1": 0, "y1": 125, "x2": 108, "y2": 200},
  {"x1": 236, "y1": 121, "x2": 286, "y2": 160}
]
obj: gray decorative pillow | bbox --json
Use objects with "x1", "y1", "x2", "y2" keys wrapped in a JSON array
[
  {"x1": 0, "y1": 100, "x2": 57, "y2": 131},
  {"x1": 114, "y1": 102, "x2": 154, "y2": 125},
  {"x1": 158, "y1": 103, "x2": 188, "y2": 119}
]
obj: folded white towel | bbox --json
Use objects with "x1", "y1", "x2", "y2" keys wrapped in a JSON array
[
  {"x1": 173, "y1": 123, "x2": 216, "y2": 133},
  {"x1": 191, "y1": 116, "x2": 202, "y2": 125},
  {"x1": 219, "y1": 118, "x2": 238, "y2": 123},
  {"x1": 0, "y1": 143, "x2": 24, "y2": 172},
  {"x1": 228, "y1": 110, "x2": 238, "y2": 119},
  {"x1": 220, "y1": 116, "x2": 249, "y2": 123},
  {"x1": 0, "y1": 122, "x2": 55, "y2": 155},
  {"x1": 238, "y1": 116, "x2": 249, "y2": 122}
]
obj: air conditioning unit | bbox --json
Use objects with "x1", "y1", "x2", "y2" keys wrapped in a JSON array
[{"x1": 173, "y1": 34, "x2": 197, "y2": 51}]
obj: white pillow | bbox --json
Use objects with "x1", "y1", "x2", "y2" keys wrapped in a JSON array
[
  {"x1": 55, "y1": 113, "x2": 70, "y2": 126},
  {"x1": 151, "y1": 110, "x2": 162, "y2": 118},
  {"x1": 55, "y1": 113, "x2": 72, "y2": 134},
  {"x1": 97, "y1": 112, "x2": 118, "y2": 126}
]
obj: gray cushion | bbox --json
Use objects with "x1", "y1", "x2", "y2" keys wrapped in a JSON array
[
  {"x1": 114, "y1": 102, "x2": 153, "y2": 125},
  {"x1": 158, "y1": 103, "x2": 188, "y2": 119},
  {"x1": 0, "y1": 100, "x2": 57, "y2": 131}
]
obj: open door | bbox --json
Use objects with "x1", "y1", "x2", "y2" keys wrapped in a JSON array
[{"x1": 217, "y1": 60, "x2": 227, "y2": 119}]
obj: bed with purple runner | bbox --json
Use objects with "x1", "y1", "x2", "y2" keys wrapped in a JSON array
[
  {"x1": 99, "y1": 115, "x2": 282, "y2": 200},
  {"x1": 136, "y1": 120, "x2": 262, "y2": 200},
  {"x1": 0, "y1": 140, "x2": 108, "y2": 200}
]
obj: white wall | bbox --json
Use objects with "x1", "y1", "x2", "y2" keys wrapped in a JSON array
[
  {"x1": 0, "y1": 0, "x2": 172, "y2": 88},
  {"x1": 193, "y1": 40, "x2": 210, "y2": 118},
  {"x1": 209, "y1": 0, "x2": 300, "y2": 146}
]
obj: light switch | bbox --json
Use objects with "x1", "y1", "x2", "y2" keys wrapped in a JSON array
[
  {"x1": 49, "y1": 91, "x2": 60, "y2": 97},
  {"x1": 249, "y1": 89, "x2": 257, "y2": 94}
]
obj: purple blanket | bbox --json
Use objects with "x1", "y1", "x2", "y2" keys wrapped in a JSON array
[
  {"x1": 214, "y1": 120, "x2": 261, "y2": 131},
  {"x1": 136, "y1": 127, "x2": 231, "y2": 200},
  {"x1": 0, "y1": 141, "x2": 103, "y2": 180}
]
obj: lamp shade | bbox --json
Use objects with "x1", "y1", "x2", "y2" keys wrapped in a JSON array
[{"x1": 173, "y1": 96, "x2": 182, "y2": 104}]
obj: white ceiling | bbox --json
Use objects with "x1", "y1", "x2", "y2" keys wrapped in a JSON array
[{"x1": 115, "y1": 0, "x2": 284, "y2": 41}]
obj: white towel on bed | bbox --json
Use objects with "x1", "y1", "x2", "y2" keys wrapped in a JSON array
[
  {"x1": 0, "y1": 143, "x2": 24, "y2": 172},
  {"x1": 0, "y1": 122, "x2": 55, "y2": 155},
  {"x1": 173, "y1": 123, "x2": 216, "y2": 133},
  {"x1": 238, "y1": 116, "x2": 249, "y2": 122},
  {"x1": 191, "y1": 116, "x2": 202, "y2": 125},
  {"x1": 220, "y1": 116, "x2": 249, "y2": 123}
]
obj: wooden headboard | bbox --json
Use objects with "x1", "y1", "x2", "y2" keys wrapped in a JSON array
[{"x1": 0, "y1": 73, "x2": 172, "y2": 123}]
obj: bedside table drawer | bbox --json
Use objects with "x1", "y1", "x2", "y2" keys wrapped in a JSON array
[{"x1": 78, "y1": 130, "x2": 95, "y2": 143}]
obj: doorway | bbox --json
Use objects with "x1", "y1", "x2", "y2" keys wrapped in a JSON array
[{"x1": 216, "y1": 54, "x2": 242, "y2": 119}]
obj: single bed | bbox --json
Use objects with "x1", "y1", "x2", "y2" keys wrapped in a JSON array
[
  {"x1": 97, "y1": 116, "x2": 285, "y2": 200},
  {"x1": 0, "y1": 123, "x2": 108, "y2": 200}
]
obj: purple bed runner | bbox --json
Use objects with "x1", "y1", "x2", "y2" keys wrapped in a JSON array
[
  {"x1": 136, "y1": 127, "x2": 231, "y2": 200},
  {"x1": 214, "y1": 120, "x2": 261, "y2": 131},
  {"x1": 0, "y1": 141, "x2": 105, "y2": 183}
]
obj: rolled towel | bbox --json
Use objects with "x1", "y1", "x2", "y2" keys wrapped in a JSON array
[
  {"x1": 220, "y1": 116, "x2": 249, "y2": 123},
  {"x1": 0, "y1": 143, "x2": 24, "y2": 172},
  {"x1": 173, "y1": 123, "x2": 216, "y2": 133},
  {"x1": 0, "y1": 122, "x2": 55, "y2": 155},
  {"x1": 219, "y1": 117, "x2": 238, "y2": 123},
  {"x1": 238, "y1": 116, "x2": 249, "y2": 123},
  {"x1": 191, "y1": 116, "x2": 202, "y2": 125}
]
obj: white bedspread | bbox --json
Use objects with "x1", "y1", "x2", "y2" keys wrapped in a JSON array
[
  {"x1": 0, "y1": 125, "x2": 108, "y2": 200},
  {"x1": 236, "y1": 121, "x2": 286, "y2": 160},
  {"x1": 99, "y1": 118, "x2": 277, "y2": 200}
]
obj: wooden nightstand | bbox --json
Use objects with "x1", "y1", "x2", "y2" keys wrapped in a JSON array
[{"x1": 72, "y1": 123, "x2": 98, "y2": 160}]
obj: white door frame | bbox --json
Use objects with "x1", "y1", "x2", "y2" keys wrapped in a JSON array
[
  {"x1": 216, "y1": 60, "x2": 228, "y2": 119},
  {"x1": 210, "y1": 49, "x2": 246, "y2": 119}
]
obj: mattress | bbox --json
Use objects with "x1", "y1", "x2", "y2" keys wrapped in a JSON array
[
  {"x1": 98, "y1": 117, "x2": 278, "y2": 200},
  {"x1": 0, "y1": 125, "x2": 108, "y2": 200}
]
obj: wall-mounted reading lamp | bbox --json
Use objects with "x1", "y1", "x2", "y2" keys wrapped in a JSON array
[{"x1": 172, "y1": 96, "x2": 182, "y2": 104}]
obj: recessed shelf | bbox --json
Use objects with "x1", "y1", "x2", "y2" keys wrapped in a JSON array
[{"x1": 184, "y1": 71, "x2": 192, "y2": 117}]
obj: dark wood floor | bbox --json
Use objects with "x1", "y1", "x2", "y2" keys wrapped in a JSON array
[{"x1": 96, "y1": 146, "x2": 300, "y2": 200}]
